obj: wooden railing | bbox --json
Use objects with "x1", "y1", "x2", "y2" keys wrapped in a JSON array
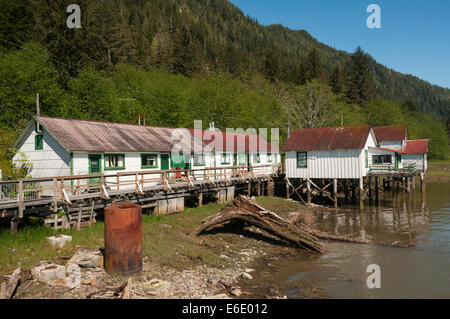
[
  {"x1": 0, "y1": 164, "x2": 280, "y2": 211},
  {"x1": 369, "y1": 163, "x2": 417, "y2": 173}
]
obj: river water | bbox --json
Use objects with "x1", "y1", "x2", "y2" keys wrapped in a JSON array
[{"x1": 240, "y1": 181, "x2": 450, "y2": 299}]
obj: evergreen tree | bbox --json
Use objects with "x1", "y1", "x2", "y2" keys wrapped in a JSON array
[
  {"x1": 171, "y1": 26, "x2": 198, "y2": 76},
  {"x1": 346, "y1": 46, "x2": 375, "y2": 104},
  {"x1": 328, "y1": 66, "x2": 344, "y2": 94},
  {"x1": 299, "y1": 48, "x2": 322, "y2": 83},
  {"x1": 264, "y1": 48, "x2": 281, "y2": 82}
]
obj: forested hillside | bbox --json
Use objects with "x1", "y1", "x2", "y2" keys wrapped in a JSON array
[
  {"x1": 1, "y1": 0, "x2": 448, "y2": 117},
  {"x1": 0, "y1": 0, "x2": 449, "y2": 177}
]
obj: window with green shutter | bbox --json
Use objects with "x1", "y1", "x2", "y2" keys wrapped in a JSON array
[{"x1": 35, "y1": 134, "x2": 43, "y2": 150}]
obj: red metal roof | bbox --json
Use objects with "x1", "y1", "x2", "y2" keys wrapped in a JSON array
[
  {"x1": 373, "y1": 125, "x2": 407, "y2": 142},
  {"x1": 189, "y1": 129, "x2": 276, "y2": 153},
  {"x1": 37, "y1": 116, "x2": 202, "y2": 152},
  {"x1": 403, "y1": 140, "x2": 429, "y2": 154},
  {"x1": 281, "y1": 125, "x2": 372, "y2": 151}
]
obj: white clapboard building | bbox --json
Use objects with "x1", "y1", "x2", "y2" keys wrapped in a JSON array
[
  {"x1": 282, "y1": 125, "x2": 378, "y2": 179},
  {"x1": 371, "y1": 125, "x2": 428, "y2": 172},
  {"x1": 11, "y1": 116, "x2": 280, "y2": 183}
]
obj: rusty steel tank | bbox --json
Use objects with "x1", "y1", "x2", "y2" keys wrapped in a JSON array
[{"x1": 104, "y1": 202, "x2": 142, "y2": 274}]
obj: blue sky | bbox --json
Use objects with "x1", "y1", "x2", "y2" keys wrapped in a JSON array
[{"x1": 229, "y1": 0, "x2": 450, "y2": 89}]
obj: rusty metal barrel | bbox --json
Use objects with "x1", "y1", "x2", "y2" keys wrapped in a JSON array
[{"x1": 104, "y1": 202, "x2": 142, "y2": 274}]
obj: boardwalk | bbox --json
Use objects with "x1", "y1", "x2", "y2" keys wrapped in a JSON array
[{"x1": 0, "y1": 164, "x2": 280, "y2": 230}]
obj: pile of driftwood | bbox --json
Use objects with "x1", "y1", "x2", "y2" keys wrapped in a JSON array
[
  {"x1": 190, "y1": 195, "x2": 326, "y2": 253},
  {"x1": 190, "y1": 195, "x2": 407, "y2": 251}
]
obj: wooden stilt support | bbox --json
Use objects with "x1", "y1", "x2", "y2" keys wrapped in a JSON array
[
  {"x1": 368, "y1": 176, "x2": 373, "y2": 206},
  {"x1": 344, "y1": 180, "x2": 349, "y2": 203},
  {"x1": 285, "y1": 179, "x2": 290, "y2": 199},
  {"x1": 10, "y1": 215, "x2": 18, "y2": 234},
  {"x1": 333, "y1": 178, "x2": 338, "y2": 208},
  {"x1": 375, "y1": 177, "x2": 380, "y2": 206},
  {"x1": 306, "y1": 179, "x2": 311, "y2": 204},
  {"x1": 257, "y1": 182, "x2": 261, "y2": 197},
  {"x1": 248, "y1": 181, "x2": 251, "y2": 196},
  {"x1": 359, "y1": 177, "x2": 364, "y2": 210},
  {"x1": 396, "y1": 178, "x2": 400, "y2": 194},
  {"x1": 406, "y1": 177, "x2": 411, "y2": 195},
  {"x1": 198, "y1": 192, "x2": 203, "y2": 207}
]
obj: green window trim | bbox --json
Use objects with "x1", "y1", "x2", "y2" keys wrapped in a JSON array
[
  {"x1": 221, "y1": 152, "x2": 230, "y2": 165},
  {"x1": 104, "y1": 154, "x2": 125, "y2": 170},
  {"x1": 35, "y1": 134, "x2": 43, "y2": 150},
  {"x1": 365, "y1": 150, "x2": 368, "y2": 168},
  {"x1": 372, "y1": 154, "x2": 393, "y2": 165},
  {"x1": 254, "y1": 153, "x2": 261, "y2": 164},
  {"x1": 296, "y1": 151, "x2": 307, "y2": 168},
  {"x1": 193, "y1": 154, "x2": 205, "y2": 166},
  {"x1": 141, "y1": 153, "x2": 158, "y2": 169}
]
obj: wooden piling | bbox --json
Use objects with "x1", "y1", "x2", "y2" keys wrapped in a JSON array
[
  {"x1": 248, "y1": 181, "x2": 251, "y2": 196},
  {"x1": 306, "y1": 179, "x2": 311, "y2": 204},
  {"x1": 333, "y1": 178, "x2": 338, "y2": 208},
  {"x1": 286, "y1": 179, "x2": 290, "y2": 199},
  {"x1": 375, "y1": 177, "x2": 380, "y2": 206},
  {"x1": 359, "y1": 177, "x2": 364, "y2": 210},
  {"x1": 198, "y1": 192, "x2": 203, "y2": 207},
  {"x1": 10, "y1": 215, "x2": 18, "y2": 234},
  {"x1": 344, "y1": 180, "x2": 349, "y2": 203},
  {"x1": 368, "y1": 176, "x2": 373, "y2": 206}
]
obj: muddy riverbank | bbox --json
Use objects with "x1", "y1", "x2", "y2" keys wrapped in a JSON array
[{"x1": 237, "y1": 181, "x2": 450, "y2": 299}]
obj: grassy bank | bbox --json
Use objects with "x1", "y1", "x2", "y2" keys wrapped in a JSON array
[
  {"x1": 426, "y1": 159, "x2": 450, "y2": 182},
  {"x1": 0, "y1": 197, "x2": 308, "y2": 276}
]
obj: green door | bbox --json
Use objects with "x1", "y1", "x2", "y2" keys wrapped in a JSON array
[
  {"x1": 161, "y1": 154, "x2": 170, "y2": 170},
  {"x1": 88, "y1": 154, "x2": 102, "y2": 184},
  {"x1": 395, "y1": 153, "x2": 401, "y2": 169},
  {"x1": 233, "y1": 154, "x2": 238, "y2": 166}
]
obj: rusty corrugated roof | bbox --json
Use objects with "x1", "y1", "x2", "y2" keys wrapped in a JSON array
[
  {"x1": 281, "y1": 125, "x2": 372, "y2": 151},
  {"x1": 189, "y1": 129, "x2": 276, "y2": 153},
  {"x1": 37, "y1": 116, "x2": 201, "y2": 152},
  {"x1": 373, "y1": 125, "x2": 407, "y2": 142},
  {"x1": 403, "y1": 140, "x2": 429, "y2": 154}
]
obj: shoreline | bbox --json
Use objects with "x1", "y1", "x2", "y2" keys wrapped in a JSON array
[
  {"x1": 10, "y1": 197, "x2": 314, "y2": 299},
  {"x1": 4, "y1": 160, "x2": 449, "y2": 299}
]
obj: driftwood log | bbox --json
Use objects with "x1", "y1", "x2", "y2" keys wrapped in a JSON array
[
  {"x1": 189, "y1": 195, "x2": 325, "y2": 253},
  {"x1": 0, "y1": 268, "x2": 21, "y2": 299},
  {"x1": 86, "y1": 277, "x2": 132, "y2": 299}
]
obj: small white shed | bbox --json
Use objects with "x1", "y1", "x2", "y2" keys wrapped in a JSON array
[{"x1": 282, "y1": 125, "x2": 378, "y2": 179}]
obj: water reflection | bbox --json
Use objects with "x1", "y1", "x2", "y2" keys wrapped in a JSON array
[{"x1": 241, "y1": 181, "x2": 450, "y2": 299}]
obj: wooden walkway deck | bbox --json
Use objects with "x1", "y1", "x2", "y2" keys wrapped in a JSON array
[{"x1": 0, "y1": 165, "x2": 280, "y2": 223}]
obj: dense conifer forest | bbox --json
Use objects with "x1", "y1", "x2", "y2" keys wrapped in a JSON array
[{"x1": 0, "y1": 0, "x2": 449, "y2": 176}]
